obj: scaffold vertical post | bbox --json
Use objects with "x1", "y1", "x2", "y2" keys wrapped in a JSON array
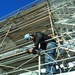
[
  {"x1": 38, "y1": 44, "x2": 41, "y2": 75},
  {"x1": 46, "y1": 0, "x2": 55, "y2": 37}
]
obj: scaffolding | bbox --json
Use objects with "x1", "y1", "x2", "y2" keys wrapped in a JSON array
[{"x1": 0, "y1": 0, "x2": 75, "y2": 75}]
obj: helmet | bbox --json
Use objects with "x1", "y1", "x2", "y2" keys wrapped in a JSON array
[{"x1": 24, "y1": 34, "x2": 30, "y2": 41}]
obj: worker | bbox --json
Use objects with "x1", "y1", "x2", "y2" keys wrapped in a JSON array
[{"x1": 24, "y1": 32, "x2": 57, "y2": 75}]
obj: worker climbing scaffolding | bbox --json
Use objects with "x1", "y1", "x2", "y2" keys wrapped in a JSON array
[
  {"x1": 24, "y1": 32, "x2": 57, "y2": 75},
  {"x1": 0, "y1": 0, "x2": 75, "y2": 75}
]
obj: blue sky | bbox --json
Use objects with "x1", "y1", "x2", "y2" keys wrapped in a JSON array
[{"x1": 0, "y1": 0, "x2": 35, "y2": 18}]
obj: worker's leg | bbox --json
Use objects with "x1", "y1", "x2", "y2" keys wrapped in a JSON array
[
  {"x1": 45, "y1": 42, "x2": 56, "y2": 75},
  {"x1": 45, "y1": 54, "x2": 56, "y2": 75}
]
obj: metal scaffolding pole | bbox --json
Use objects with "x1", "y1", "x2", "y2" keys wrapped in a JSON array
[
  {"x1": 38, "y1": 51, "x2": 41, "y2": 75},
  {"x1": 38, "y1": 44, "x2": 41, "y2": 75},
  {"x1": 1, "y1": 55, "x2": 75, "y2": 75},
  {"x1": 46, "y1": 0, "x2": 55, "y2": 37}
]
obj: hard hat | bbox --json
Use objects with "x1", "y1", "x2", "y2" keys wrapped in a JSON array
[{"x1": 24, "y1": 34, "x2": 30, "y2": 41}]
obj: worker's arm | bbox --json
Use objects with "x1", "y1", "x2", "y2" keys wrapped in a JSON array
[
  {"x1": 26, "y1": 32, "x2": 43, "y2": 54},
  {"x1": 27, "y1": 33, "x2": 43, "y2": 54},
  {"x1": 32, "y1": 33, "x2": 43, "y2": 54}
]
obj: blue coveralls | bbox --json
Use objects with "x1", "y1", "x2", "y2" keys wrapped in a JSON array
[{"x1": 45, "y1": 42, "x2": 56, "y2": 75}]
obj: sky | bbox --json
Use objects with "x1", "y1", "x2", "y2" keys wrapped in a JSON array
[{"x1": 0, "y1": 0, "x2": 35, "y2": 19}]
